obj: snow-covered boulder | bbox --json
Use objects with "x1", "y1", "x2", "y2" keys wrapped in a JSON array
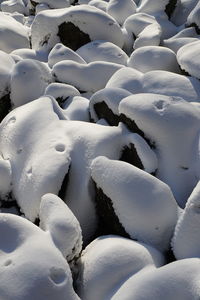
[
  {"x1": 1, "y1": 0, "x2": 27, "y2": 14},
  {"x1": 40, "y1": 193, "x2": 82, "y2": 262},
  {"x1": 119, "y1": 93, "x2": 200, "y2": 207},
  {"x1": 0, "y1": 212, "x2": 80, "y2": 300},
  {"x1": 48, "y1": 43, "x2": 86, "y2": 69},
  {"x1": 89, "y1": 87, "x2": 131, "y2": 125},
  {"x1": 76, "y1": 40, "x2": 128, "y2": 65},
  {"x1": 0, "y1": 96, "x2": 70, "y2": 222},
  {"x1": 107, "y1": 68, "x2": 200, "y2": 102},
  {"x1": 31, "y1": 5, "x2": 124, "y2": 52},
  {"x1": 62, "y1": 95, "x2": 90, "y2": 122},
  {"x1": 172, "y1": 181, "x2": 200, "y2": 259},
  {"x1": 0, "y1": 12, "x2": 29, "y2": 53},
  {"x1": 112, "y1": 258, "x2": 200, "y2": 299},
  {"x1": 91, "y1": 156, "x2": 177, "y2": 252},
  {"x1": 52, "y1": 60, "x2": 123, "y2": 93},
  {"x1": 177, "y1": 40, "x2": 200, "y2": 79},
  {"x1": 77, "y1": 235, "x2": 165, "y2": 300},
  {"x1": 45, "y1": 83, "x2": 80, "y2": 106},
  {"x1": 128, "y1": 46, "x2": 180, "y2": 73},
  {"x1": 10, "y1": 59, "x2": 52, "y2": 107},
  {"x1": 106, "y1": 0, "x2": 137, "y2": 26}
]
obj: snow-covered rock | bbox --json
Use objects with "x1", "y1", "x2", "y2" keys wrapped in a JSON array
[
  {"x1": 76, "y1": 40, "x2": 128, "y2": 65},
  {"x1": 172, "y1": 181, "x2": 200, "y2": 259},
  {"x1": 0, "y1": 12, "x2": 29, "y2": 53},
  {"x1": 0, "y1": 213, "x2": 80, "y2": 300},
  {"x1": 77, "y1": 235, "x2": 165, "y2": 300},
  {"x1": 128, "y1": 46, "x2": 180, "y2": 73},
  {"x1": 119, "y1": 93, "x2": 200, "y2": 207},
  {"x1": 91, "y1": 156, "x2": 177, "y2": 251},
  {"x1": 40, "y1": 193, "x2": 82, "y2": 262},
  {"x1": 31, "y1": 5, "x2": 124, "y2": 52},
  {"x1": 52, "y1": 60, "x2": 123, "y2": 93},
  {"x1": 106, "y1": 0, "x2": 137, "y2": 26},
  {"x1": 89, "y1": 87, "x2": 131, "y2": 125},
  {"x1": 10, "y1": 59, "x2": 52, "y2": 107},
  {"x1": 177, "y1": 40, "x2": 200, "y2": 79},
  {"x1": 48, "y1": 43, "x2": 86, "y2": 68}
]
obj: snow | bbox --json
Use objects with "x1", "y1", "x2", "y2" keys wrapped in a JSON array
[
  {"x1": 0, "y1": 96, "x2": 71, "y2": 221},
  {"x1": 0, "y1": 12, "x2": 29, "y2": 53},
  {"x1": 91, "y1": 156, "x2": 177, "y2": 252},
  {"x1": 89, "y1": 87, "x2": 132, "y2": 120},
  {"x1": 106, "y1": 0, "x2": 137, "y2": 26},
  {"x1": 40, "y1": 193, "x2": 82, "y2": 262},
  {"x1": 119, "y1": 93, "x2": 200, "y2": 207},
  {"x1": 48, "y1": 43, "x2": 86, "y2": 68},
  {"x1": 76, "y1": 40, "x2": 128, "y2": 65},
  {"x1": 77, "y1": 235, "x2": 165, "y2": 300},
  {"x1": 0, "y1": 0, "x2": 200, "y2": 298},
  {"x1": 107, "y1": 68, "x2": 200, "y2": 102},
  {"x1": 127, "y1": 46, "x2": 180, "y2": 73},
  {"x1": 52, "y1": 60, "x2": 123, "y2": 93},
  {"x1": 10, "y1": 59, "x2": 52, "y2": 107},
  {"x1": 31, "y1": 5, "x2": 124, "y2": 52},
  {"x1": 177, "y1": 40, "x2": 200, "y2": 79},
  {"x1": 0, "y1": 213, "x2": 80, "y2": 300},
  {"x1": 112, "y1": 258, "x2": 200, "y2": 300},
  {"x1": 172, "y1": 181, "x2": 200, "y2": 259}
]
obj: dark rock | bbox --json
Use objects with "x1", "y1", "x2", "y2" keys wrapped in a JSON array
[
  {"x1": 165, "y1": 0, "x2": 178, "y2": 19},
  {"x1": 58, "y1": 22, "x2": 91, "y2": 51},
  {"x1": 0, "y1": 94, "x2": 12, "y2": 122},
  {"x1": 120, "y1": 143, "x2": 144, "y2": 170},
  {"x1": 93, "y1": 101, "x2": 119, "y2": 126},
  {"x1": 120, "y1": 113, "x2": 156, "y2": 149},
  {"x1": 93, "y1": 182, "x2": 130, "y2": 238}
]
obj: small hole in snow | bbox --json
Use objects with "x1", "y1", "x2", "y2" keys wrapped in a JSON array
[
  {"x1": 17, "y1": 149, "x2": 22, "y2": 154},
  {"x1": 27, "y1": 167, "x2": 32, "y2": 176},
  {"x1": 55, "y1": 144, "x2": 65, "y2": 152},
  {"x1": 154, "y1": 100, "x2": 165, "y2": 110},
  {"x1": 4, "y1": 259, "x2": 12, "y2": 266},
  {"x1": 49, "y1": 267, "x2": 67, "y2": 284},
  {"x1": 7, "y1": 117, "x2": 16, "y2": 125}
]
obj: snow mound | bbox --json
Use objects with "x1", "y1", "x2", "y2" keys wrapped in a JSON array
[
  {"x1": 77, "y1": 235, "x2": 165, "y2": 300},
  {"x1": 0, "y1": 213, "x2": 80, "y2": 300},
  {"x1": 119, "y1": 93, "x2": 200, "y2": 207},
  {"x1": 31, "y1": 5, "x2": 124, "y2": 52},
  {"x1": 177, "y1": 40, "x2": 200, "y2": 79},
  {"x1": 76, "y1": 40, "x2": 128, "y2": 65},
  {"x1": 91, "y1": 156, "x2": 177, "y2": 252},
  {"x1": 128, "y1": 46, "x2": 180, "y2": 73},
  {"x1": 48, "y1": 43, "x2": 86, "y2": 68},
  {"x1": 106, "y1": 0, "x2": 137, "y2": 26},
  {"x1": 10, "y1": 59, "x2": 52, "y2": 107},
  {"x1": 0, "y1": 12, "x2": 29, "y2": 53},
  {"x1": 52, "y1": 60, "x2": 123, "y2": 93}
]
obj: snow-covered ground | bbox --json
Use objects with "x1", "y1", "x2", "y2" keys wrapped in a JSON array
[{"x1": 0, "y1": 0, "x2": 200, "y2": 299}]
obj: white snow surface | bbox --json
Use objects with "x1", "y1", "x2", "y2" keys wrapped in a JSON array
[
  {"x1": 52, "y1": 60, "x2": 123, "y2": 92},
  {"x1": 40, "y1": 193, "x2": 82, "y2": 261},
  {"x1": 91, "y1": 156, "x2": 178, "y2": 252},
  {"x1": 128, "y1": 46, "x2": 180, "y2": 73},
  {"x1": 76, "y1": 40, "x2": 128, "y2": 65},
  {"x1": 77, "y1": 235, "x2": 165, "y2": 300},
  {"x1": 119, "y1": 93, "x2": 200, "y2": 207},
  {"x1": 31, "y1": 5, "x2": 124, "y2": 52},
  {"x1": 172, "y1": 180, "x2": 200, "y2": 259},
  {"x1": 0, "y1": 50, "x2": 15, "y2": 98},
  {"x1": 0, "y1": 213, "x2": 80, "y2": 300},
  {"x1": 107, "y1": 68, "x2": 200, "y2": 102},
  {"x1": 177, "y1": 40, "x2": 200, "y2": 79},
  {"x1": 0, "y1": 12, "x2": 29, "y2": 53}
]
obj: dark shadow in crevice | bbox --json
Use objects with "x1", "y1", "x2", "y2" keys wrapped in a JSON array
[
  {"x1": 120, "y1": 144, "x2": 144, "y2": 170},
  {"x1": 165, "y1": 0, "x2": 177, "y2": 19}
]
